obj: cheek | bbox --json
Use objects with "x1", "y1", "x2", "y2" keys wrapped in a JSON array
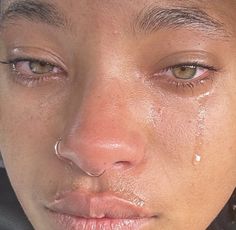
[
  {"x1": 146, "y1": 95, "x2": 200, "y2": 167},
  {"x1": 182, "y1": 93, "x2": 236, "y2": 228},
  {"x1": 139, "y1": 90, "x2": 236, "y2": 228},
  {"x1": 132, "y1": 93, "x2": 201, "y2": 203},
  {"x1": 0, "y1": 82, "x2": 69, "y2": 195}
]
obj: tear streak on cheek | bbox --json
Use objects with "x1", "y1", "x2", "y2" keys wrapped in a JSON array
[{"x1": 192, "y1": 91, "x2": 210, "y2": 166}]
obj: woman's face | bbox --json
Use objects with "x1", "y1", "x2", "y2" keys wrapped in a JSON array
[{"x1": 0, "y1": 0, "x2": 236, "y2": 229}]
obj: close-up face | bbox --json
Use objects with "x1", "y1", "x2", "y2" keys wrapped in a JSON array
[{"x1": 0, "y1": 0, "x2": 236, "y2": 229}]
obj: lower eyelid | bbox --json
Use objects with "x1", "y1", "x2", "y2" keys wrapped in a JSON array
[
  {"x1": 148, "y1": 65, "x2": 217, "y2": 93},
  {"x1": 10, "y1": 70, "x2": 67, "y2": 88},
  {"x1": 150, "y1": 74, "x2": 215, "y2": 96},
  {"x1": 7, "y1": 60, "x2": 68, "y2": 88}
]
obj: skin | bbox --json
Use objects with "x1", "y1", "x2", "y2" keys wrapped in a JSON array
[{"x1": 0, "y1": 0, "x2": 236, "y2": 229}]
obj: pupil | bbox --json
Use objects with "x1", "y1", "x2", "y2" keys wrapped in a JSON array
[
  {"x1": 180, "y1": 67, "x2": 187, "y2": 72},
  {"x1": 30, "y1": 61, "x2": 52, "y2": 73},
  {"x1": 39, "y1": 62, "x2": 46, "y2": 67}
]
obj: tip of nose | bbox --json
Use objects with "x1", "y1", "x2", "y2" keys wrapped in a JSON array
[{"x1": 58, "y1": 133, "x2": 146, "y2": 175}]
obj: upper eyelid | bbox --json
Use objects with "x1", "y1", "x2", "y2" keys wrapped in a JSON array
[
  {"x1": 0, "y1": 56, "x2": 66, "y2": 72},
  {"x1": 7, "y1": 58, "x2": 67, "y2": 73},
  {"x1": 5, "y1": 59, "x2": 64, "y2": 76},
  {"x1": 153, "y1": 64, "x2": 217, "y2": 78},
  {"x1": 151, "y1": 63, "x2": 217, "y2": 83},
  {"x1": 3, "y1": 58, "x2": 219, "y2": 75},
  {"x1": 163, "y1": 63, "x2": 218, "y2": 71},
  {"x1": 9, "y1": 58, "x2": 57, "y2": 66}
]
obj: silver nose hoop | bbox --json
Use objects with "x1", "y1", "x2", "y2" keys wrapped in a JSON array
[
  {"x1": 54, "y1": 138, "x2": 62, "y2": 158},
  {"x1": 54, "y1": 138, "x2": 105, "y2": 177}
]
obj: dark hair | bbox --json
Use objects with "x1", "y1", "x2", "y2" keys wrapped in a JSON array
[{"x1": 207, "y1": 188, "x2": 236, "y2": 230}]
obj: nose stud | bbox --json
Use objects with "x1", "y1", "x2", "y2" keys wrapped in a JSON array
[{"x1": 54, "y1": 138, "x2": 105, "y2": 177}]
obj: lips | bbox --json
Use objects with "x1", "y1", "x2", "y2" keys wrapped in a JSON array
[
  {"x1": 47, "y1": 190, "x2": 152, "y2": 218},
  {"x1": 46, "y1": 190, "x2": 156, "y2": 229}
]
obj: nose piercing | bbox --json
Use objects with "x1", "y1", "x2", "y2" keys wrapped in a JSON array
[
  {"x1": 54, "y1": 138, "x2": 105, "y2": 177},
  {"x1": 54, "y1": 138, "x2": 63, "y2": 159},
  {"x1": 84, "y1": 170, "x2": 105, "y2": 177}
]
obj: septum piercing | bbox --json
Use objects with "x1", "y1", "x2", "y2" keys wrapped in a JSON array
[{"x1": 54, "y1": 138, "x2": 105, "y2": 177}]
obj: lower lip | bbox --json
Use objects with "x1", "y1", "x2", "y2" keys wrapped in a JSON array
[{"x1": 49, "y1": 211, "x2": 150, "y2": 230}]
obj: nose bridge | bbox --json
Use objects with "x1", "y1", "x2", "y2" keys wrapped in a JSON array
[
  {"x1": 61, "y1": 79, "x2": 146, "y2": 175},
  {"x1": 74, "y1": 80, "x2": 130, "y2": 151}
]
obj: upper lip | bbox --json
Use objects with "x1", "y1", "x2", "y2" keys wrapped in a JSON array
[{"x1": 46, "y1": 190, "x2": 155, "y2": 219}]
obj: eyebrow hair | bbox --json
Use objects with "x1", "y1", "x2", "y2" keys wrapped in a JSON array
[
  {"x1": 0, "y1": 0, "x2": 67, "y2": 28},
  {"x1": 133, "y1": 5, "x2": 230, "y2": 39}
]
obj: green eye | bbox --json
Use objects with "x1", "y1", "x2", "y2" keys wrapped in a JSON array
[
  {"x1": 29, "y1": 61, "x2": 54, "y2": 74},
  {"x1": 171, "y1": 66, "x2": 197, "y2": 80}
]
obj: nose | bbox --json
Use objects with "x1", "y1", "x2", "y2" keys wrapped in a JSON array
[{"x1": 58, "y1": 81, "x2": 147, "y2": 176}]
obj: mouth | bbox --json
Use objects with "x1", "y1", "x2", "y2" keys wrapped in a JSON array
[{"x1": 46, "y1": 190, "x2": 157, "y2": 230}]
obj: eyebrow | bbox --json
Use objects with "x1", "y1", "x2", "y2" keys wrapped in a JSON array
[
  {"x1": 0, "y1": 0, "x2": 68, "y2": 28},
  {"x1": 133, "y1": 5, "x2": 230, "y2": 39},
  {"x1": 0, "y1": 1, "x2": 230, "y2": 40}
]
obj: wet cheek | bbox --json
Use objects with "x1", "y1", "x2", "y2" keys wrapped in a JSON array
[
  {"x1": 140, "y1": 97, "x2": 199, "y2": 166},
  {"x1": 128, "y1": 95, "x2": 208, "y2": 209},
  {"x1": 177, "y1": 94, "x2": 236, "y2": 226}
]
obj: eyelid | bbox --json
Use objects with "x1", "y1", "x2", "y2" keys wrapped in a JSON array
[
  {"x1": 8, "y1": 57, "x2": 63, "y2": 71},
  {"x1": 162, "y1": 62, "x2": 218, "y2": 72},
  {"x1": 151, "y1": 50, "x2": 222, "y2": 73},
  {"x1": 7, "y1": 46, "x2": 68, "y2": 72},
  {"x1": 11, "y1": 59, "x2": 64, "y2": 76},
  {"x1": 3, "y1": 58, "x2": 68, "y2": 88},
  {"x1": 148, "y1": 61, "x2": 219, "y2": 94},
  {"x1": 154, "y1": 62, "x2": 218, "y2": 79},
  {"x1": 1, "y1": 57, "x2": 67, "y2": 80}
]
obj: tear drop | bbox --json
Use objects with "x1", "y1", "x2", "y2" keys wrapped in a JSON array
[
  {"x1": 193, "y1": 153, "x2": 202, "y2": 165},
  {"x1": 193, "y1": 91, "x2": 210, "y2": 167}
]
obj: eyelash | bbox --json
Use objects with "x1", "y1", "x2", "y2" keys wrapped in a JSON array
[
  {"x1": 0, "y1": 58, "x2": 218, "y2": 89},
  {"x1": 153, "y1": 62, "x2": 218, "y2": 89},
  {"x1": 1, "y1": 57, "x2": 66, "y2": 87}
]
